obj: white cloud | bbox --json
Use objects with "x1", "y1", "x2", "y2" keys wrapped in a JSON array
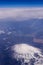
[
  {"x1": 7, "y1": 31, "x2": 12, "y2": 35},
  {"x1": 0, "y1": 30, "x2": 5, "y2": 34},
  {"x1": 0, "y1": 7, "x2": 43, "y2": 20}
]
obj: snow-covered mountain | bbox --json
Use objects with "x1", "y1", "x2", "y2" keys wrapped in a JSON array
[{"x1": 10, "y1": 43, "x2": 43, "y2": 65}]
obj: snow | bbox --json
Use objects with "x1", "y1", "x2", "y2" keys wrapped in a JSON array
[
  {"x1": 12, "y1": 44, "x2": 41, "y2": 54},
  {"x1": 11, "y1": 43, "x2": 43, "y2": 65}
]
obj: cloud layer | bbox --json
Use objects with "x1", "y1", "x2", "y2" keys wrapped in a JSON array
[{"x1": 0, "y1": 7, "x2": 43, "y2": 20}]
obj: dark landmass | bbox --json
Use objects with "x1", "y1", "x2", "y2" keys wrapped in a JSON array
[{"x1": 0, "y1": 18, "x2": 43, "y2": 65}]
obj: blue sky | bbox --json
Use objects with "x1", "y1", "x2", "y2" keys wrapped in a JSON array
[{"x1": 0, "y1": 0, "x2": 43, "y2": 7}]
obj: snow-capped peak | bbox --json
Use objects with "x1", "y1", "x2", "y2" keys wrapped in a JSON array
[{"x1": 11, "y1": 43, "x2": 43, "y2": 65}]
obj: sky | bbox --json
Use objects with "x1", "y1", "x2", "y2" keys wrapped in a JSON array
[
  {"x1": 0, "y1": 0, "x2": 43, "y2": 7},
  {"x1": 0, "y1": 0, "x2": 43, "y2": 20}
]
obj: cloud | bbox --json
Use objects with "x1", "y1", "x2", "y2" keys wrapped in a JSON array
[
  {"x1": 0, "y1": 7, "x2": 43, "y2": 20},
  {"x1": 0, "y1": 30, "x2": 5, "y2": 34},
  {"x1": 7, "y1": 31, "x2": 12, "y2": 35}
]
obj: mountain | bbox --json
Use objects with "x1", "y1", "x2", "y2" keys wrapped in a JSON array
[{"x1": 8, "y1": 43, "x2": 43, "y2": 65}]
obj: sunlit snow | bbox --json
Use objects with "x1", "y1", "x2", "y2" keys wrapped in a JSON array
[{"x1": 11, "y1": 43, "x2": 43, "y2": 65}]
